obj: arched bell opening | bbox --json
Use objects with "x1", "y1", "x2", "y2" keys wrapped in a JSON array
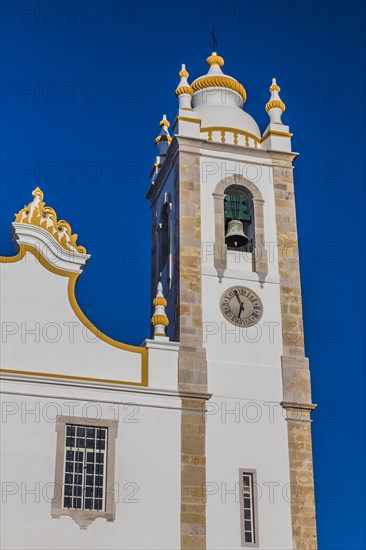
[
  {"x1": 159, "y1": 203, "x2": 170, "y2": 272},
  {"x1": 156, "y1": 197, "x2": 173, "y2": 295},
  {"x1": 224, "y1": 185, "x2": 255, "y2": 252}
]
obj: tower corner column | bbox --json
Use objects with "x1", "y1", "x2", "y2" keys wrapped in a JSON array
[
  {"x1": 269, "y1": 150, "x2": 318, "y2": 550},
  {"x1": 176, "y1": 142, "x2": 208, "y2": 550}
]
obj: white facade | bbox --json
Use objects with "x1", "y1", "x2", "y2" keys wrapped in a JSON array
[
  {"x1": 1, "y1": 51, "x2": 316, "y2": 550},
  {"x1": 1, "y1": 196, "x2": 182, "y2": 549},
  {"x1": 1, "y1": 388, "x2": 181, "y2": 549},
  {"x1": 200, "y1": 151, "x2": 293, "y2": 548}
]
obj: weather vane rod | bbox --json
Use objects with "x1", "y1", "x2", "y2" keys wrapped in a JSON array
[{"x1": 210, "y1": 29, "x2": 218, "y2": 51}]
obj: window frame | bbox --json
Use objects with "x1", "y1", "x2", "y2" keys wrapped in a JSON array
[
  {"x1": 212, "y1": 175, "x2": 268, "y2": 286},
  {"x1": 51, "y1": 416, "x2": 118, "y2": 528},
  {"x1": 239, "y1": 468, "x2": 259, "y2": 548},
  {"x1": 158, "y1": 202, "x2": 170, "y2": 271},
  {"x1": 152, "y1": 193, "x2": 174, "y2": 296}
]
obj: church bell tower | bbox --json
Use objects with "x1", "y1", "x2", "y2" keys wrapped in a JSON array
[{"x1": 147, "y1": 52, "x2": 317, "y2": 550}]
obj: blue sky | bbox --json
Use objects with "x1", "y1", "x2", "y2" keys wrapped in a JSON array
[{"x1": 1, "y1": 1, "x2": 365, "y2": 548}]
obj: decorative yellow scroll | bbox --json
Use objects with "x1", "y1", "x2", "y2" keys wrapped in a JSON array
[{"x1": 14, "y1": 187, "x2": 87, "y2": 254}]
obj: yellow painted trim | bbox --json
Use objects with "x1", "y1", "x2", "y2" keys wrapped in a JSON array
[
  {"x1": 160, "y1": 116, "x2": 170, "y2": 128},
  {"x1": 270, "y1": 84, "x2": 281, "y2": 92},
  {"x1": 200, "y1": 126, "x2": 293, "y2": 145},
  {"x1": 0, "y1": 248, "x2": 26, "y2": 264},
  {"x1": 191, "y1": 75, "x2": 246, "y2": 103},
  {"x1": 265, "y1": 99, "x2": 286, "y2": 113},
  {"x1": 151, "y1": 314, "x2": 169, "y2": 327},
  {"x1": 206, "y1": 52, "x2": 224, "y2": 67},
  {"x1": 175, "y1": 86, "x2": 193, "y2": 97},
  {"x1": 261, "y1": 129, "x2": 293, "y2": 141},
  {"x1": 177, "y1": 116, "x2": 201, "y2": 124},
  {"x1": 0, "y1": 368, "x2": 145, "y2": 387},
  {"x1": 0, "y1": 244, "x2": 148, "y2": 387},
  {"x1": 153, "y1": 296, "x2": 167, "y2": 307},
  {"x1": 173, "y1": 116, "x2": 202, "y2": 131},
  {"x1": 155, "y1": 135, "x2": 172, "y2": 144},
  {"x1": 201, "y1": 125, "x2": 261, "y2": 144},
  {"x1": 0, "y1": 244, "x2": 76, "y2": 277},
  {"x1": 14, "y1": 187, "x2": 87, "y2": 254}
]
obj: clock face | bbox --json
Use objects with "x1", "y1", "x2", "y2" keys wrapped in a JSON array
[{"x1": 220, "y1": 286, "x2": 263, "y2": 327}]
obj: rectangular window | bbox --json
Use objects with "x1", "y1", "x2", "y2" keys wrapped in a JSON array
[
  {"x1": 63, "y1": 425, "x2": 107, "y2": 512},
  {"x1": 239, "y1": 469, "x2": 259, "y2": 547},
  {"x1": 52, "y1": 416, "x2": 117, "y2": 528}
]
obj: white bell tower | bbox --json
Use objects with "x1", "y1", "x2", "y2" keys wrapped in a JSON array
[{"x1": 147, "y1": 52, "x2": 317, "y2": 550}]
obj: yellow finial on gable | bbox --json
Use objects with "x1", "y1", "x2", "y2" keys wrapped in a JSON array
[{"x1": 14, "y1": 188, "x2": 87, "y2": 254}]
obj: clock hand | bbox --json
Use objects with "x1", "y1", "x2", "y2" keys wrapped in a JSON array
[
  {"x1": 234, "y1": 290, "x2": 242, "y2": 306},
  {"x1": 238, "y1": 302, "x2": 244, "y2": 318}
]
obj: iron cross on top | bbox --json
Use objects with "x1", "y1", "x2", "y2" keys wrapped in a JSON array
[{"x1": 210, "y1": 29, "x2": 218, "y2": 51}]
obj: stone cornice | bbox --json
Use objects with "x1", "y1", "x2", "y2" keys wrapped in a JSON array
[
  {"x1": 146, "y1": 138, "x2": 300, "y2": 203},
  {"x1": 281, "y1": 401, "x2": 317, "y2": 411},
  {"x1": 268, "y1": 150, "x2": 299, "y2": 164},
  {"x1": 142, "y1": 338, "x2": 180, "y2": 352},
  {"x1": 0, "y1": 372, "x2": 212, "y2": 402},
  {"x1": 201, "y1": 144, "x2": 299, "y2": 169}
]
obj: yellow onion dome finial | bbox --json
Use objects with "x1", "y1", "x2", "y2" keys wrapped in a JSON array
[
  {"x1": 269, "y1": 77, "x2": 281, "y2": 93},
  {"x1": 155, "y1": 114, "x2": 172, "y2": 147},
  {"x1": 265, "y1": 77, "x2": 286, "y2": 114},
  {"x1": 179, "y1": 64, "x2": 189, "y2": 79},
  {"x1": 191, "y1": 51, "x2": 246, "y2": 104},
  {"x1": 151, "y1": 280, "x2": 169, "y2": 339},
  {"x1": 175, "y1": 64, "x2": 193, "y2": 98},
  {"x1": 160, "y1": 114, "x2": 170, "y2": 128},
  {"x1": 206, "y1": 51, "x2": 224, "y2": 67}
]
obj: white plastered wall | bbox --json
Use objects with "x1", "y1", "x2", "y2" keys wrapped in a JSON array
[
  {"x1": 0, "y1": 385, "x2": 181, "y2": 550},
  {"x1": 199, "y1": 151, "x2": 293, "y2": 549},
  {"x1": 0, "y1": 236, "x2": 181, "y2": 549},
  {"x1": 0, "y1": 254, "x2": 142, "y2": 384}
]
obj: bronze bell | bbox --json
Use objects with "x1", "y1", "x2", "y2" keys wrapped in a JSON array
[{"x1": 225, "y1": 219, "x2": 249, "y2": 248}]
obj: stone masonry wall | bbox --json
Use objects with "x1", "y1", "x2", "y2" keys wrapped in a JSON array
[
  {"x1": 270, "y1": 150, "x2": 317, "y2": 550},
  {"x1": 176, "y1": 143, "x2": 208, "y2": 550}
]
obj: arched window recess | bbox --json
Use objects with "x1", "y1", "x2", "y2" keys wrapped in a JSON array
[
  {"x1": 213, "y1": 175, "x2": 268, "y2": 287},
  {"x1": 157, "y1": 196, "x2": 173, "y2": 291},
  {"x1": 224, "y1": 186, "x2": 254, "y2": 252}
]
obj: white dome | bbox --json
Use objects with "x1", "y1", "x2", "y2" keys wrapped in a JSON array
[
  {"x1": 193, "y1": 101, "x2": 261, "y2": 139},
  {"x1": 189, "y1": 52, "x2": 261, "y2": 139}
]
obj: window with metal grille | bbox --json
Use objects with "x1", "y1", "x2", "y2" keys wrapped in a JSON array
[
  {"x1": 63, "y1": 425, "x2": 107, "y2": 512},
  {"x1": 52, "y1": 416, "x2": 117, "y2": 528},
  {"x1": 239, "y1": 469, "x2": 259, "y2": 547}
]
